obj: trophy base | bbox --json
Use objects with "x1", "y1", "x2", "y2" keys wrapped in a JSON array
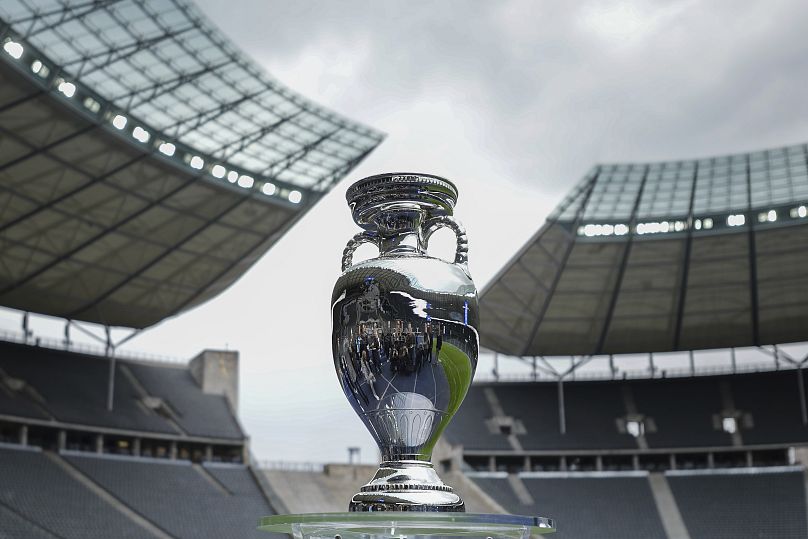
[
  {"x1": 258, "y1": 512, "x2": 556, "y2": 537},
  {"x1": 349, "y1": 461, "x2": 464, "y2": 512}
]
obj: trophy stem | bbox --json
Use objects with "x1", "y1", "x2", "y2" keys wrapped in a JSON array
[{"x1": 349, "y1": 460, "x2": 464, "y2": 512}]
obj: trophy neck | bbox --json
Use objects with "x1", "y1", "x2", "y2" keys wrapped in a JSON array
[{"x1": 373, "y1": 203, "x2": 427, "y2": 257}]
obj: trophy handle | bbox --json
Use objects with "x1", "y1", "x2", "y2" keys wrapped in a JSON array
[
  {"x1": 341, "y1": 231, "x2": 379, "y2": 271},
  {"x1": 423, "y1": 216, "x2": 469, "y2": 266}
]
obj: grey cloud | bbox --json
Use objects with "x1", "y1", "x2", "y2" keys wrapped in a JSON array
[{"x1": 197, "y1": 0, "x2": 807, "y2": 199}]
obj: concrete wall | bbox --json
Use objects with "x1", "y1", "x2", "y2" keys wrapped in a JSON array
[{"x1": 189, "y1": 350, "x2": 239, "y2": 412}]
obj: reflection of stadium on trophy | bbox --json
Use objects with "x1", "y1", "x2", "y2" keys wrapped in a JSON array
[
  {"x1": 336, "y1": 272, "x2": 479, "y2": 433},
  {"x1": 342, "y1": 313, "x2": 446, "y2": 405}
]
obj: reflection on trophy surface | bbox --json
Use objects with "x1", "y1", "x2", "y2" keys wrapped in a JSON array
[{"x1": 331, "y1": 173, "x2": 479, "y2": 512}]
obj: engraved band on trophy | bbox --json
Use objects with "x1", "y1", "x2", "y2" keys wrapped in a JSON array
[{"x1": 331, "y1": 172, "x2": 479, "y2": 512}]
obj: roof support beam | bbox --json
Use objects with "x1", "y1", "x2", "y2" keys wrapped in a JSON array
[
  {"x1": 172, "y1": 91, "x2": 265, "y2": 137},
  {"x1": 0, "y1": 123, "x2": 97, "y2": 177},
  {"x1": 64, "y1": 183, "x2": 260, "y2": 321},
  {"x1": 9, "y1": 0, "x2": 122, "y2": 37},
  {"x1": 108, "y1": 61, "x2": 229, "y2": 107},
  {"x1": 310, "y1": 144, "x2": 378, "y2": 191},
  {"x1": 519, "y1": 171, "x2": 600, "y2": 356},
  {"x1": 262, "y1": 129, "x2": 340, "y2": 178},
  {"x1": 216, "y1": 111, "x2": 303, "y2": 162},
  {"x1": 160, "y1": 204, "x2": 298, "y2": 322},
  {"x1": 70, "y1": 25, "x2": 197, "y2": 78},
  {"x1": 593, "y1": 166, "x2": 651, "y2": 355},
  {"x1": 672, "y1": 162, "x2": 700, "y2": 350},
  {"x1": 745, "y1": 154, "x2": 761, "y2": 346},
  {"x1": 0, "y1": 172, "x2": 202, "y2": 300}
]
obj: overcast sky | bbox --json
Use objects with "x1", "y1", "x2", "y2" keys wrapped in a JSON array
[{"x1": 5, "y1": 0, "x2": 808, "y2": 464}]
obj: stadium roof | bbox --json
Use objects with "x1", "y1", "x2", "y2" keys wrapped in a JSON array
[
  {"x1": 0, "y1": 0, "x2": 383, "y2": 329},
  {"x1": 480, "y1": 143, "x2": 808, "y2": 357}
]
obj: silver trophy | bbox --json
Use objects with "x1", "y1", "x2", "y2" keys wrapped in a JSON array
[{"x1": 331, "y1": 172, "x2": 479, "y2": 512}]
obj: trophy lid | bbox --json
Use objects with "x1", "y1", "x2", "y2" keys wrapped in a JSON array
[{"x1": 346, "y1": 173, "x2": 458, "y2": 228}]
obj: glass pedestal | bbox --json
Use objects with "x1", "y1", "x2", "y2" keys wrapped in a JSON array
[{"x1": 258, "y1": 512, "x2": 555, "y2": 539}]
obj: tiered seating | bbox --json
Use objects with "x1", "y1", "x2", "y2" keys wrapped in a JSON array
[
  {"x1": 204, "y1": 463, "x2": 265, "y2": 497},
  {"x1": 562, "y1": 382, "x2": 636, "y2": 449},
  {"x1": 667, "y1": 469, "x2": 808, "y2": 538},
  {"x1": 632, "y1": 376, "x2": 732, "y2": 448},
  {"x1": 732, "y1": 370, "x2": 808, "y2": 445},
  {"x1": 496, "y1": 383, "x2": 564, "y2": 448},
  {"x1": 0, "y1": 446, "x2": 150, "y2": 538},
  {"x1": 467, "y1": 475, "x2": 526, "y2": 510},
  {"x1": 66, "y1": 454, "x2": 274, "y2": 539},
  {"x1": 449, "y1": 381, "x2": 635, "y2": 451},
  {"x1": 444, "y1": 386, "x2": 511, "y2": 450},
  {"x1": 522, "y1": 475, "x2": 667, "y2": 538},
  {"x1": 0, "y1": 503, "x2": 59, "y2": 538},
  {"x1": 0, "y1": 340, "x2": 243, "y2": 440},
  {"x1": 0, "y1": 341, "x2": 174, "y2": 434},
  {"x1": 449, "y1": 370, "x2": 808, "y2": 452},
  {"x1": 127, "y1": 363, "x2": 242, "y2": 439},
  {"x1": 469, "y1": 474, "x2": 667, "y2": 538},
  {"x1": 0, "y1": 380, "x2": 50, "y2": 421}
]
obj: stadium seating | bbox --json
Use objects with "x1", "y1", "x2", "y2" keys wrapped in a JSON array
[
  {"x1": 66, "y1": 453, "x2": 276, "y2": 539},
  {"x1": 470, "y1": 473, "x2": 668, "y2": 538},
  {"x1": 732, "y1": 370, "x2": 808, "y2": 445},
  {"x1": 0, "y1": 341, "x2": 175, "y2": 434},
  {"x1": 0, "y1": 340, "x2": 275, "y2": 538},
  {"x1": 444, "y1": 384, "x2": 512, "y2": 451},
  {"x1": 561, "y1": 382, "x2": 637, "y2": 449},
  {"x1": 126, "y1": 362, "x2": 243, "y2": 439},
  {"x1": 0, "y1": 377, "x2": 50, "y2": 422},
  {"x1": 0, "y1": 446, "x2": 151, "y2": 538},
  {"x1": 0, "y1": 503, "x2": 55, "y2": 539},
  {"x1": 0, "y1": 340, "x2": 243, "y2": 440},
  {"x1": 447, "y1": 370, "x2": 808, "y2": 452},
  {"x1": 667, "y1": 468, "x2": 808, "y2": 539},
  {"x1": 446, "y1": 381, "x2": 637, "y2": 451},
  {"x1": 631, "y1": 376, "x2": 732, "y2": 448}
]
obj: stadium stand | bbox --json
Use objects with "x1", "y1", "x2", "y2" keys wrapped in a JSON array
[
  {"x1": 732, "y1": 370, "x2": 808, "y2": 446},
  {"x1": 469, "y1": 473, "x2": 668, "y2": 539},
  {"x1": 466, "y1": 469, "x2": 808, "y2": 539},
  {"x1": 0, "y1": 340, "x2": 247, "y2": 446},
  {"x1": 126, "y1": 361, "x2": 242, "y2": 440},
  {"x1": 446, "y1": 370, "x2": 808, "y2": 461},
  {"x1": 0, "y1": 445, "x2": 152, "y2": 538},
  {"x1": 0, "y1": 337, "x2": 282, "y2": 538},
  {"x1": 631, "y1": 376, "x2": 733, "y2": 449},
  {"x1": 0, "y1": 340, "x2": 177, "y2": 435},
  {"x1": 493, "y1": 381, "x2": 637, "y2": 451},
  {"x1": 66, "y1": 454, "x2": 276, "y2": 539},
  {"x1": 0, "y1": 503, "x2": 56, "y2": 539},
  {"x1": 445, "y1": 384, "x2": 513, "y2": 451},
  {"x1": 667, "y1": 468, "x2": 808, "y2": 539}
]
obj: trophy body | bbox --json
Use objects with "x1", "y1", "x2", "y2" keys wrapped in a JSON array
[{"x1": 331, "y1": 173, "x2": 479, "y2": 512}]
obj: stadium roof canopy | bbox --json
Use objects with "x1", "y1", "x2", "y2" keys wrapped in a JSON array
[
  {"x1": 0, "y1": 0, "x2": 383, "y2": 329},
  {"x1": 480, "y1": 143, "x2": 808, "y2": 357}
]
